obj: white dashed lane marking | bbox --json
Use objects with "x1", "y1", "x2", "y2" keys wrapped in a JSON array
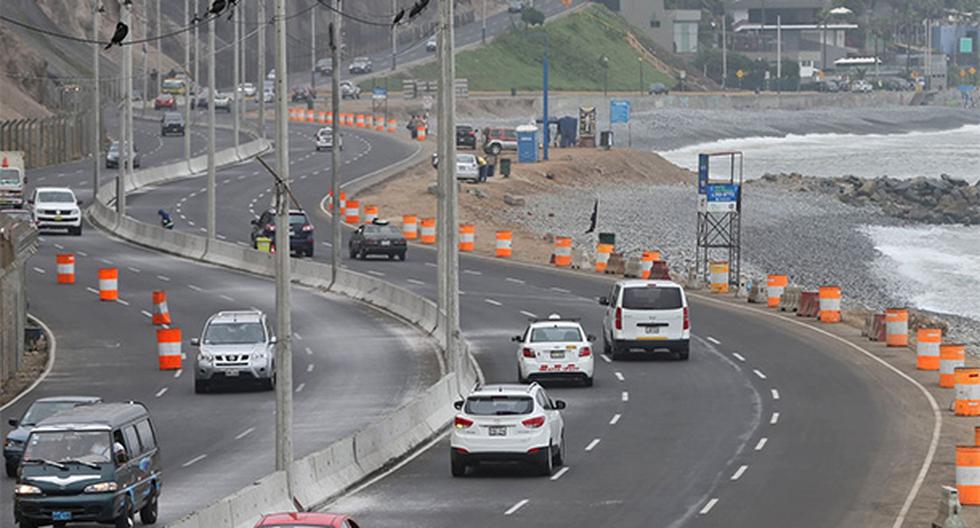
[
  {"x1": 621, "y1": 391, "x2": 629, "y2": 402},
  {"x1": 296, "y1": 383, "x2": 306, "y2": 393},
  {"x1": 234, "y1": 427, "x2": 255, "y2": 440},
  {"x1": 707, "y1": 336, "x2": 721, "y2": 345},
  {"x1": 699, "y1": 498, "x2": 719, "y2": 515},
  {"x1": 505, "y1": 277, "x2": 525, "y2": 284},
  {"x1": 732, "y1": 353, "x2": 746, "y2": 362},
  {"x1": 755, "y1": 437, "x2": 768, "y2": 451},
  {"x1": 32, "y1": 267, "x2": 45, "y2": 274},
  {"x1": 155, "y1": 388, "x2": 168, "y2": 398},
  {"x1": 609, "y1": 413, "x2": 621, "y2": 425},
  {"x1": 584, "y1": 438, "x2": 601, "y2": 452},
  {"x1": 731, "y1": 465, "x2": 748, "y2": 480},
  {"x1": 519, "y1": 310, "x2": 537, "y2": 318},
  {"x1": 771, "y1": 389, "x2": 780, "y2": 400},
  {"x1": 614, "y1": 371, "x2": 624, "y2": 382},
  {"x1": 770, "y1": 412, "x2": 780, "y2": 425},
  {"x1": 188, "y1": 284, "x2": 204, "y2": 292},
  {"x1": 157, "y1": 275, "x2": 170, "y2": 282},
  {"x1": 181, "y1": 454, "x2": 207, "y2": 468},
  {"x1": 484, "y1": 299, "x2": 502, "y2": 306},
  {"x1": 753, "y1": 369, "x2": 767, "y2": 380},
  {"x1": 504, "y1": 499, "x2": 529, "y2": 516},
  {"x1": 406, "y1": 278, "x2": 425, "y2": 286},
  {"x1": 550, "y1": 467, "x2": 570, "y2": 481}
]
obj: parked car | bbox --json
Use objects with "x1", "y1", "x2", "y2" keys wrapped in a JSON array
[
  {"x1": 817, "y1": 80, "x2": 841, "y2": 92},
  {"x1": 105, "y1": 141, "x2": 141, "y2": 169},
  {"x1": 455, "y1": 153, "x2": 482, "y2": 183},
  {"x1": 648, "y1": 82, "x2": 669, "y2": 95},
  {"x1": 315, "y1": 58, "x2": 333, "y2": 74},
  {"x1": 340, "y1": 81, "x2": 361, "y2": 100},
  {"x1": 30, "y1": 187, "x2": 82, "y2": 235},
  {"x1": 213, "y1": 92, "x2": 233, "y2": 112},
  {"x1": 193, "y1": 310, "x2": 277, "y2": 392},
  {"x1": 599, "y1": 279, "x2": 691, "y2": 360},
  {"x1": 240, "y1": 82, "x2": 257, "y2": 97},
  {"x1": 4, "y1": 396, "x2": 102, "y2": 477},
  {"x1": 348, "y1": 57, "x2": 373, "y2": 74},
  {"x1": 426, "y1": 35, "x2": 437, "y2": 52},
  {"x1": 482, "y1": 127, "x2": 518, "y2": 155},
  {"x1": 250, "y1": 208, "x2": 315, "y2": 257},
  {"x1": 153, "y1": 93, "x2": 176, "y2": 110},
  {"x1": 161, "y1": 112, "x2": 185, "y2": 136},
  {"x1": 314, "y1": 126, "x2": 343, "y2": 151},
  {"x1": 850, "y1": 79, "x2": 873, "y2": 93},
  {"x1": 456, "y1": 124, "x2": 478, "y2": 149},
  {"x1": 255, "y1": 513, "x2": 363, "y2": 528},
  {"x1": 348, "y1": 220, "x2": 407, "y2": 261}
]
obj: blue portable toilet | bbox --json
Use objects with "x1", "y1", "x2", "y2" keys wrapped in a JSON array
[{"x1": 516, "y1": 125, "x2": 537, "y2": 163}]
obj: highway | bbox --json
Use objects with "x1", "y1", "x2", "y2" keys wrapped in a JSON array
[
  {"x1": 1, "y1": 111, "x2": 440, "y2": 526},
  {"x1": 122, "y1": 116, "x2": 932, "y2": 527}
]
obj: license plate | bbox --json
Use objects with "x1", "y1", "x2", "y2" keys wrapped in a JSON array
[
  {"x1": 381, "y1": 240, "x2": 391, "y2": 246},
  {"x1": 52, "y1": 512, "x2": 72, "y2": 521},
  {"x1": 550, "y1": 351, "x2": 564, "y2": 359},
  {"x1": 224, "y1": 369, "x2": 240, "y2": 377},
  {"x1": 488, "y1": 426, "x2": 506, "y2": 436},
  {"x1": 645, "y1": 326, "x2": 660, "y2": 334}
]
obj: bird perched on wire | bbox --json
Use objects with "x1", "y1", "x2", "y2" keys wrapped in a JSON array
[
  {"x1": 408, "y1": 0, "x2": 430, "y2": 19},
  {"x1": 104, "y1": 21, "x2": 128, "y2": 50},
  {"x1": 391, "y1": 8, "x2": 405, "y2": 27},
  {"x1": 208, "y1": 0, "x2": 227, "y2": 16}
]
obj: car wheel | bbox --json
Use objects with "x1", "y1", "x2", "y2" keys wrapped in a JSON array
[
  {"x1": 387, "y1": 253, "x2": 394, "y2": 260},
  {"x1": 518, "y1": 366, "x2": 528, "y2": 384},
  {"x1": 489, "y1": 143, "x2": 502, "y2": 155},
  {"x1": 609, "y1": 342, "x2": 623, "y2": 361},
  {"x1": 583, "y1": 376, "x2": 594, "y2": 387},
  {"x1": 265, "y1": 373, "x2": 276, "y2": 391},
  {"x1": 553, "y1": 435, "x2": 565, "y2": 467},
  {"x1": 306, "y1": 246, "x2": 314, "y2": 258},
  {"x1": 70, "y1": 225, "x2": 82, "y2": 236},
  {"x1": 5, "y1": 460, "x2": 17, "y2": 478},
  {"x1": 450, "y1": 452, "x2": 467, "y2": 477},
  {"x1": 139, "y1": 494, "x2": 159, "y2": 525},
  {"x1": 349, "y1": 247, "x2": 357, "y2": 259},
  {"x1": 194, "y1": 380, "x2": 209, "y2": 394},
  {"x1": 676, "y1": 344, "x2": 690, "y2": 361},
  {"x1": 20, "y1": 519, "x2": 39, "y2": 528},
  {"x1": 114, "y1": 504, "x2": 135, "y2": 528},
  {"x1": 358, "y1": 248, "x2": 367, "y2": 260},
  {"x1": 602, "y1": 334, "x2": 611, "y2": 356},
  {"x1": 537, "y1": 445, "x2": 554, "y2": 476}
]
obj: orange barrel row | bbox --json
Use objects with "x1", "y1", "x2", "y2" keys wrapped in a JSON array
[
  {"x1": 420, "y1": 218, "x2": 436, "y2": 244},
  {"x1": 56, "y1": 253, "x2": 75, "y2": 284},
  {"x1": 956, "y1": 367, "x2": 980, "y2": 416},
  {"x1": 98, "y1": 268, "x2": 119, "y2": 301},
  {"x1": 552, "y1": 237, "x2": 572, "y2": 268},
  {"x1": 885, "y1": 308, "x2": 909, "y2": 347},
  {"x1": 306, "y1": 109, "x2": 315, "y2": 123},
  {"x1": 459, "y1": 224, "x2": 476, "y2": 252},
  {"x1": 916, "y1": 328, "x2": 942, "y2": 370},
  {"x1": 594, "y1": 243, "x2": 613, "y2": 273},
  {"x1": 640, "y1": 251, "x2": 661, "y2": 279},
  {"x1": 364, "y1": 205, "x2": 379, "y2": 223},
  {"x1": 818, "y1": 286, "x2": 841, "y2": 323},
  {"x1": 767, "y1": 274, "x2": 788, "y2": 308},
  {"x1": 402, "y1": 215, "x2": 418, "y2": 239},
  {"x1": 152, "y1": 290, "x2": 171, "y2": 325},
  {"x1": 940, "y1": 344, "x2": 966, "y2": 388},
  {"x1": 344, "y1": 200, "x2": 361, "y2": 224},
  {"x1": 495, "y1": 231, "x2": 512, "y2": 258},
  {"x1": 709, "y1": 261, "x2": 729, "y2": 293}
]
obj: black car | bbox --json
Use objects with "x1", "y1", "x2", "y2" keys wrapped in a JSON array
[
  {"x1": 456, "y1": 125, "x2": 478, "y2": 149},
  {"x1": 250, "y1": 209, "x2": 315, "y2": 257},
  {"x1": 105, "y1": 141, "x2": 141, "y2": 169},
  {"x1": 349, "y1": 221, "x2": 407, "y2": 260},
  {"x1": 161, "y1": 112, "x2": 185, "y2": 136},
  {"x1": 4, "y1": 396, "x2": 102, "y2": 477}
]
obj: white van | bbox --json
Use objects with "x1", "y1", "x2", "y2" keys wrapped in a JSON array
[{"x1": 599, "y1": 280, "x2": 690, "y2": 360}]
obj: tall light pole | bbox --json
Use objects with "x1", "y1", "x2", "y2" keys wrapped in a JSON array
[
  {"x1": 330, "y1": 0, "x2": 342, "y2": 283},
  {"x1": 207, "y1": 14, "x2": 216, "y2": 239},
  {"x1": 258, "y1": 0, "x2": 266, "y2": 139},
  {"x1": 117, "y1": 0, "x2": 132, "y2": 215},
  {"x1": 184, "y1": 0, "x2": 192, "y2": 166},
  {"x1": 721, "y1": 13, "x2": 728, "y2": 88},
  {"x1": 140, "y1": 7, "x2": 147, "y2": 117},
  {"x1": 481, "y1": 0, "x2": 487, "y2": 45},
  {"x1": 541, "y1": 30, "x2": 549, "y2": 161},
  {"x1": 233, "y1": 1, "x2": 241, "y2": 151},
  {"x1": 273, "y1": 0, "x2": 294, "y2": 478},
  {"x1": 92, "y1": 0, "x2": 102, "y2": 194},
  {"x1": 194, "y1": 0, "x2": 200, "y2": 89},
  {"x1": 155, "y1": 0, "x2": 161, "y2": 99},
  {"x1": 776, "y1": 15, "x2": 782, "y2": 95},
  {"x1": 390, "y1": 0, "x2": 398, "y2": 71},
  {"x1": 311, "y1": 12, "x2": 317, "y2": 92}
]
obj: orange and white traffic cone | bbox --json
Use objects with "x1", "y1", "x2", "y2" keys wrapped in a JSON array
[{"x1": 152, "y1": 290, "x2": 172, "y2": 326}]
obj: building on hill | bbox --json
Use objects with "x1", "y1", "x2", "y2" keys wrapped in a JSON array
[{"x1": 594, "y1": 0, "x2": 702, "y2": 55}]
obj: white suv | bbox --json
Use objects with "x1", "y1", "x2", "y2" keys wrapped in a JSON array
[
  {"x1": 450, "y1": 384, "x2": 566, "y2": 477},
  {"x1": 599, "y1": 280, "x2": 690, "y2": 360},
  {"x1": 514, "y1": 314, "x2": 595, "y2": 386},
  {"x1": 314, "y1": 127, "x2": 343, "y2": 151},
  {"x1": 192, "y1": 310, "x2": 276, "y2": 393},
  {"x1": 30, "y1": 187, "x2": 82, "y2": 235}
]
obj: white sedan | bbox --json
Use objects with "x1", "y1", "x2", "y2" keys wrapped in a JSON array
[
  {"x1": 314, "y1": 127, "x2": 343, "y2": 151},
  {"x1": 455, "y1": 153, "x2": 481, "y2": 183},
  {"x1": 515, "y1": 315, "x2": 595, "y2": 386}
]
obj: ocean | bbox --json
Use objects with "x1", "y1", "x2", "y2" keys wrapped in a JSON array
[{"x1": 657, "y1": 124, "x2": 980, "y2": 322}]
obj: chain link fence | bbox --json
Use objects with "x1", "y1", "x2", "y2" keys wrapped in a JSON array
[{"x1": 0, "y1": 111, "x2": 99, "y2": 169}]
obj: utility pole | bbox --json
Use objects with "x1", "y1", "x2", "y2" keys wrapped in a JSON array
[
  {"x1": 156, "y1": 0, "x2": 161, "y2": 99},
  {"x1": 92, "y1": 0, "x2": 101, "y2": 194},
  {"x1": 482, "y1": 0, "x2": 487, "y2": 45},
  {"x1": 273, "y1": 0, "x2": 294, "y2": 478},
  {"x1": 207, "y1": 14, "x2": 216, "y2": 239},
  {"x1": 184, "y1": 0, "x2": 192, "y2": 166},
  {"x1": 233, "y1": 1, "x2": 241, "y2": 151},
  {"x1": 542, "y1": 31, "x2": 549, "y2": 161},
  {"x1": 330, "y1": 0, "x2": 342, "y2": 284},
  {"x1": 118, "y1": 0, "x2": 132, "y2": 215},
  {"x1": 721, "y1": 14, "x2": 728, "y2": 88},
  {"x1": 311, "y1": 12, "x2": 317, "y2": 92},
  {"x1": 194, "y1": 0, "x2": 200, "y2": 90},
  {"x1": 140, "y1": 7, "x2": 147, "y2": 117},
  {"x1": 776, "y1": 15, "x2": 782, "y2": 95},
  {"x1": 258, "y1": 0, "x2": 266, "y2": 139},
  {"x1": 390, "y1": 0, "x2": 397, "y2": 71}
]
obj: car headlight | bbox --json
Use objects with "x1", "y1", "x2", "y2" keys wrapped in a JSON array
[
  {"x1": 5, "y1": 438, "x2": 24, "y2": 448},
  {"x1": 199, "y1": 353, "x2": 213, "y2": 362},
  {"x1": 14, "y1": 484, "x2": 41, "y2": 495},
  {"x1": 83, "y1": 481, "x2": 118, "y2": 493}
]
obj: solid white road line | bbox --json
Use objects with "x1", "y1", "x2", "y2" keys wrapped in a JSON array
[
  {"x1": 181, "y1": 454, "x2": 207, "y2": 468},
  {"x1": 234, "y1": 427, "x2": 255, "y2": 440},
  {"x1": 506, "y1": 277, "x2": 525, "y2": 284},
  {"x1": 585, "y1": 438, "x2": 601, "y2": 451},
  {"x1": 484, "y1": 298, "x2": 503, "y2": 306},
  {"x1": 550, "y1": 467, "x2": 570, "y2": 481},
  {"x1": 188, "y1": 284, "x2": 204, "y2": 292},
  {"x1": 614, "y1": 371, "x2": 624, "y2": 382},
  {"x1": 755, "y1": 437, "x2": 768, "y2": 451},
  {"x1": 707, "y1": 336, "x2": 721, "y2": 345},
  {"x1": 731, "y1": 465, "x2": 748, "y2": 480},
  {"x1": 157, "y1": 275, "x2": 170, "y2": 281},
  {"x1": 753, "y1": 369, "x2": 767, "y2": 380},
  {"x1": 771, "y1": 389, "x2": 780, "y2": 400},
  {"x1": 770, "y1": 412, "x2": 780, "y2": 425},
  {"x1": 406, "y1": 278, "x2": 425, "y2": 285},
  {"x1": 609, "y1": 414, "x2": 621, "y2": 425},
  {"x1": 732, "y1": 352, "x2": 746, "y2": 362},
  {"x1": 504, "y1": 499, "x2": 529, "y2": 516},
  {"x1": 519, "y1": 310, "x2": 537, "y2": 318},
  {"x1": 621, "y1": 391, "x2": 629, "y2": 402},
  {"x1": 296, "y1": 383, "x2": 306, "y2": 393},
  {"x1": 699, "y1": 498, "x2": 719, "y2": 515},
  {"x1": 154, "y1": 388, "x2": 168, "y2": 398}
]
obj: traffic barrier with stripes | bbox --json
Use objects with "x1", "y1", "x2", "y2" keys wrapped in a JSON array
[
  {"x1": 364, "y1": 205, "x2": 379, "y2": 223},
  {"x1": 885, "y1": 308, "x2": 909, "y2": 347},
  {"x1": 552, "y1": 237, "x2": 572, "y2": 267},
  {"x1": 956, "y1": 367, "x2": 980, "y2": 416},
  {"x1": 595, "y1": 243, "x2": 613, "y2": 272},
  {"x1": 975, "y1": 426, "x2": 980, "y2": 446},
  {"x1": 327, "y1": 190, "x2": 347, "y2": 212},
  {"x1": 288, "y1": 108, "x2": 299, "y2": 121},
  {"x1": 98, "y1": 268, "x2": 118, "y2": 301},
  {"x1": 344, "y1": 200, "x2": 361, "y2": 224},
  {"x1": 957, "y1": 446, "x2": 980, "y2": 505},
  {"x1": 375, "y1": 116, "x2": 385, "y2": 131},
  {"x1": 778, "y1": 286, "x2": 801, "y2": 312},
  {"x1": 797, "y1": 291, "x2": 820, "y2": 318},
  {"x1": 356, "y1": 114, "x2": 365, "y2": 128},
  {"x1": 417, "y1": 125, "x2": 427, "y2": 141},
  {"x1": 56, "y1": 253, "x2": 75, "y2": 284},
  {"x1": 347, "y1": 114, "x2": 356, "y2": 127},
  {"x1": 495, "y1": 230, "x2": 512, "y2": 258},
  {"x1": 306, "y1": 109, "x2": 315, "y2": 123},
  {"x1": 818, "y1": 286, "x2": 841, "y2": 323},
  {"x1": 388, "y1": 119, "x2": 397, "y2": 133},
  {"x1": 366, "y1": 115, "x2": 374, "y2": 129},
  {"x1": 941, "y1": 344, "x2": 967, "y2": 388},
  {"x1": 327, "y1": 111, "x2": 334, "y2": 125},
  {"x1": 156, "y1": 327, "x2": 182, "y2": 370},
  {"x1": 640, "y1": 251, "x2": 661, "y2": 279},
  {"x1": 459, "y1": 224, "x2": 475, "y2": 252},
  {"x1": 767, "y1": 274, "x2": 788, "y2": 308},
  {"x1": 402, "y1": 215, "x2": 418, "y2": 240},
  {"x1": 916, "y1": 328, "x2": 942, "y2": 371},
  {"x1": 152, "y1": 290, "x2": 172, "y2": 326},
  {"x1": 709, "y1": 261, "x2": 729, "y2": 293},
  {"x1": 420, "y1": 218, "x2": 436, "y2": 244}
]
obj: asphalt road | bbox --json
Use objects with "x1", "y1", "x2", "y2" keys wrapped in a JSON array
[
  {"x1": 0, "y1": 114, "x2": 439, "y2": 526},
  {"x1": 125, "y1": 117, "x2": 930, "y2": 527}
]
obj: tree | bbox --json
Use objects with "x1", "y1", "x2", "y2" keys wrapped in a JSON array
[{"x1": 521, "y1": 7, "x2": 545, "y2": 28}]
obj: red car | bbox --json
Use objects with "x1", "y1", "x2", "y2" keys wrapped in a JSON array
[
  {"x1": 254, "y1": 512, "x2": 361, "y2": 528},
  {"x1": 154, "y1": 93, "x2": 176, "y2": 110}
]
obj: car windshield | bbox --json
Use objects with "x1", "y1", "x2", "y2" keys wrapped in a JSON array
[
  {"x1": 204, "y1": 322, "x2": 265, "y2": 345},
  {"x1": 465, "y1": 395, "x2": 534, "y2": 416},
  {"x1": 457, "y1": 154, "x2": 476, "y2": 164},
  {"x1": 530, "y1": 326, "x2": 582, "y2": 343},
  {"x1": 317, "y1": 128, "x2": 333, "y2": 137},
  {"x1": 21, "y1": 402, "x2": 83, "y2": 426},
  {"x1": 364, "y1": 225, "x2": 402, "y2": 237},
  {"x1": 23, "y1": 430, "x2": 112, "y2": 465},
  {"x1": 288, "y1": 213, "x2": 308, "y2": 226},
  {"x1": 165, "y1": 114, "x2": 182, "y2": 122},
  {"x1": 621, "y1": 286, "x2": 683, "y2": 310},
  {"x1": 163, "y1": 80, "x2": 182, "y2": 88},
  {"x1": 0, "y1": 168, "x2": 21, "y2": 185},
  {"x1": 37, "y1": 191, "x2": 74, "y2": 203}
]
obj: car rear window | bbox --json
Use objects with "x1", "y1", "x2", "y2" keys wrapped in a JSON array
[
  {"x1": 288, "y1": 213, "x2": 308, "y2": 225},
  {"x1": 621, "y1": 286, "x2": 683, "y2": 310},
  {"x1": 465, "y1": 396, "x2": 533, "y2": 416},
  {"x1": 364, "y1": 224, "x2": 402, "y2": 237},
  {"x1": 530, "y1": 326, "x2": 582, "y2": 343}
]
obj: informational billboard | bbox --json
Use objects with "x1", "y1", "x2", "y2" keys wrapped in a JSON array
[{"x1": 610, "y1": 99, "x2": 630, "y2": 124}]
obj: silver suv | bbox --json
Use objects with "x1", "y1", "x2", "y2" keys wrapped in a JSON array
[{"x1": 192, "y1": 310, "x2": 276, "y2": 393}]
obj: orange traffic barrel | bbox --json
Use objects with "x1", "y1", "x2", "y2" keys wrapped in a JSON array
[
  {"x1": 356, "y1": 114, "x2": 365, "y2": 128},
  {"x1": 347, "y1": 114, "x2": 356, "y2": 127},
  {"x1": 916, "y1": 328, "x2": 942, "y2": 370},
  {"x1": 709, "y1": 261, "x2": 729, "y2": 293},
  {"x1": 975, "y1": 426, "x2": 980, "y2": 446},
  {"x1": 317, "y1": 111, "x2": 326, "y2": 124},
  {"x1": 885, "y1": 308, "x2": 909, "y2": 347},
  {"x1": 594, "y1": 243, "x2": 613, "y2": 273},
  {"x1": 767, "y1": 274, "x2": 788, "y2": 308},
  {"x1": 152, "y1": 290, "x2": 172, "y2": 326},
  {"x1": 420, "y1": 218, "x2": 436, "y2": 244},
  {"x1": 957, "y1": 446, "x2": 980, "y2": 505},
  {"x1": 306, "y1": 109, "x2": 315, "y2": 123},
  {"x1": 388, "y1": 119, "x2": 397, "y2": 133},
  {"x1": 98, "y1": 268, "x2": 118, "y2": 301},
  {"x1": 552, "y1": 237, "x2": 572, "y2": 268},
  {"x1": 818, "y1": 286, "x2": 842, "y2": 323},
  {"x1": 344, "y1": 200, "x2": 361, "y2": 224},
  {"x1": 402, "y1": 215, "x2": 418, "y2": 240},
  {"x1": 495, "y1": 230, "x2": 513, "y2": 258},
  {"x1": 327, "y1": 111, "x2": 334, "y2": 125},
  {"x1": 156, "y1": 327, "x2": 182, "y2": 370},
  {"x1": 56, "y1": 253, "x2": 75, "y2": 284},
  {"x1": 640, "y1": 251, "x2": 661, "y2": 279},
  {"x1": 956, "y1": 367, "x2": 980, "y2": 416},
  {"x1": 375, "y1": 116, "x2": 385, "y2": 131},
  {"x1": 364, "y1": 205, "x2": 379, "y2": 223},
  {"x1": 328, "y1": 190, "x2": 346, "y2": 212},
  {"x1": 459, "y1": 224, "x2": 475, "y2": 252},
  {"x1": 941, "y1": 344, "x2": 967, "y2": 388},
  {"x1": 417, "y1": 124, "x2": 427, "y2": 141}
]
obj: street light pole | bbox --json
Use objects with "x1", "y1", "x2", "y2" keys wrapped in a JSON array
[
  {"x1": 194, "y1": 0, "x2": 200, "y2": 89},
  {"x1": 482, "y1": 0, "x2": 487, "y2": 45},
  {"x1": 721, "y1": 14, "x2": 728, "y2": 88},
  {"x1": 233, "y1": 1, "x2": 241, "y2": 151},
  {"x1": 207, "y1": 14, "x2": 216, "y2": 239},
  {"x1": 311, "y1": 12, "x2": 317, "y2": 92},
  {"x1": 330, "y1": 0, "x2": 342, "y2": 284},
  {"x1": 437, "y1": 0, "x2": 460, "y2": 384},
  {"x1": 92, "y1": 0, "x2": 101, "y2": 194},
  {"x1": 542, "y1": 30, "x2": 549, "y2": 161},
  {"x1": 184, "y1": 0, "x2": 192, "y2": 166},
  {"x1": 155, "y1": 0, "x2": 161, "y2": 98},
  {"x1": 391, "y1": 0, "x2": 397, "y2": 71},
  {"x1": 258, "y1": 0, "x2": 266, "y2": 139},
  {"x1": 117, "y1": 0, "x2": 131, "y2": 216}
]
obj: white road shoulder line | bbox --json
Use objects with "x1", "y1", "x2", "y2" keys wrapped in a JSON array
[
  {"x1": 699, "y1": 498, "x2": 719, "y2": 515},
  {"x1": 504, "y1": 499, "x2": 529, "y2": 516},
  {"x1": 731, "y1": 464, "x2": 748, "y2": 480}
]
